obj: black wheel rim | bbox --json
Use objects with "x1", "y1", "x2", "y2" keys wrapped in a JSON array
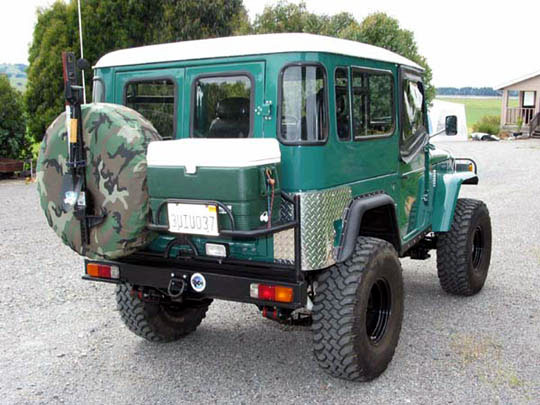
[
  {"x1": 471, "y1": 225, "x2": 484, "y2": 269},
  {"x1": 366, "y1": 278, "x2": 392, "y2": 344}
]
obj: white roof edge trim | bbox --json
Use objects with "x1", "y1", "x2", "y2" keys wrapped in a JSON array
[
  {"x1": 495, "y1": 69, "x2": 540, "y2": 90},
  {"x1": 94, "y1": 33, "x2": 423, "y2": 71},
  {"x1": 147, "y1": 138, "x2": 281, "y2": 174}
]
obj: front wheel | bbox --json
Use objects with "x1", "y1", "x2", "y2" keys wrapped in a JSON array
[
  {"x1": 312, "y1": 237, "x2": 404, "y2": 381},
  {"x1": 436, "y1": 198, "x2": 492, "y2": 296},
  {"x1": 115, "y1": 283, "x2": 212, "y2": 342}
]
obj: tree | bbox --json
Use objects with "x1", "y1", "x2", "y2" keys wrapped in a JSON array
[
  {"x1": 341, "y1": 13, "x2": 435, "y2": 102},
  {"x1": 252, "y1": 1, "x2": 312, "y2": 34},
  {"x1": 252, "y1": 3, "x2": 434, "y2": 103},
  {"x1": 0, "y1": 75, "x2": 27, "y2": 159},
  {"x1": 25, "y1": 0, "x2": 247, "y2": 142}
]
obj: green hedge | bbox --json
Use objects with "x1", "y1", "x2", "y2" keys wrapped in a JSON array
[{"x1": 472, "y1": 115, "x2": 500, "y2": 135}]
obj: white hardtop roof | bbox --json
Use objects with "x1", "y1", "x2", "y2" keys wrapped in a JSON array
[
  {"x1": 495, "y1": 69, "x2": 540, "y2": 90},
  {"x1": 94, "y1": 33, "x2": 423, "y2": 70}
]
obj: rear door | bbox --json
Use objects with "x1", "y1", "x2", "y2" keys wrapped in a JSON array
[{"x1": 183, "y1": 62, "x2": 265, "y2": 139}]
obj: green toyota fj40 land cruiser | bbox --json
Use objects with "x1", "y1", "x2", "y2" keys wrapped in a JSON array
[{"x1": 37, "y1": 34, "x2": 491, "y2": 381}]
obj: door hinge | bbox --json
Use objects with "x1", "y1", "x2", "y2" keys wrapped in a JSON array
[{"x1": 255, "y1": 100, "x2": 273, "y2": 120}]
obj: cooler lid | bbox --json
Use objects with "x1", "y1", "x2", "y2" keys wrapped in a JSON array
[{"x1": 147, "y1": 138, "x2": 281, "y2": 174}]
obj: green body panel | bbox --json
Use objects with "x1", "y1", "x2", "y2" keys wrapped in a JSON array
[
  {"x1": 93, "y1": 51, "x2": 473, "y2": 262},
  {"x1": 148, "y1": 164, "x2": 281, "y2": 231},
  {"x1": 430, "y1": 147, "x2": 452, "y2": 166},
  {"x1": 147, "y1": 234, "x2": 273, "y2": 262}
]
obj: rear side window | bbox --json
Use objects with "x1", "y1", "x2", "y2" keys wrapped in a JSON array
[
  {"x1": 92, "y1": 78, "x2": 105, "y2": 103},
  {"x1": 335, "y1": 67, "x2": 350, "y2": 140},
  {"x1": 125, "y1": 79, "x2": 175, "y2": 137},
  {"x1": 192, "y1": 75, "x2": 252, "y2": 138},
  {"x1": 351, "y1": 69, "x2": 394, "y2": 139},
  {"x1": 280, "y1": 64, "x2": 328, "y2": 144}
]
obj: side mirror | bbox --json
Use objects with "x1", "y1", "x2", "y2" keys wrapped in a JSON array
[{"x1": 445, "y1": 115, "x2": 458, "y2": 136}]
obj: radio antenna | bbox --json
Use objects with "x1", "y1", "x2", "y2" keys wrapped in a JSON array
[{"x1": 77, "y1": 0, "x2": 86, "y2": 104}]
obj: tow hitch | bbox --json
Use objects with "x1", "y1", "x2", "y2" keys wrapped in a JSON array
[
  {"x1": 261, "y1": 306, "x2": 312, "y2": 326},
  {"x1": 167, "y1": 278, "x2": 187, "y2": 298}
]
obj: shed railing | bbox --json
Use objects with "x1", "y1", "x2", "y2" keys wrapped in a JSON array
[
  {"x1": 505, "y1": 107, "x2": 535, "y2": 125},
  {"x1": 529, "y1": 112, "x2": 540, "y2": 136}
]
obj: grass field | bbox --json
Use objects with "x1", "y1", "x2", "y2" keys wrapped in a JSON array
[{"x1": 436, "y1": 96, "x2": 518, "y2": 130}]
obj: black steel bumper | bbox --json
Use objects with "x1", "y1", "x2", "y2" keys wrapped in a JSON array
[{"x1": 83, "y1": 254, "x2": 307, "y2": 310}]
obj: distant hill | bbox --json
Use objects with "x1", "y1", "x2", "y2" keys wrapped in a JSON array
[
  {"x1": 436, "y1": 87, "x2": 502, "y2": 97},
  {"x1": 0, "y1": 63, "x2": 28, "y2": 91}
]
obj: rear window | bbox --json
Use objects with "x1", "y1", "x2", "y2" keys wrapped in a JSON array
[
  {"x1": 125, "y1": 78, "x2": 175, "y2": 137},
  {"x1": 279, "y1": 64, "x2": 328, "y2": 144},
  {"x1": 192, "y1": 75, "x2": 252, "y2": 138}
]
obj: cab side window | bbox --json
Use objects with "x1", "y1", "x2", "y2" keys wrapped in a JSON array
[
  {"x1": 351, "y1": 69, "x2": 394, "y2": 139},
  {"x1": 402, "y1": 79, "x2": 426, "y2": 146}
]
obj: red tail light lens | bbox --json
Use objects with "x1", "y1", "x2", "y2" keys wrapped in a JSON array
[
  {"x1": 258, "y1": 285, "x2": 275, "y2": 301},
  {"x1": 250, "y1": 283, "x2": 293, "y2": 303}
]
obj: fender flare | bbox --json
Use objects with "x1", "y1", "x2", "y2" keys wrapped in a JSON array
[
  {"x1": 432, "y1": 172, "x2": 478, "y2": 232},
  {"x1": 336, "y1": 193, "x2": 401, "y2": 263}
]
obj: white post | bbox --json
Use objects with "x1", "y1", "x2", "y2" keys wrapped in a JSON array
[
  {"x1": 77, "y1": 0, "x2": 86, "y2": 104},
  {"x1": 501, "y1": 89, "x2": 508, "y2": 126}
]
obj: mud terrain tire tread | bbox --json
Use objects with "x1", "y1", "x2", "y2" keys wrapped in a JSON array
[
  {"x1": 312, "y1": 237, "x2": 404, "y2": 381},
  {"x1": 436, "y1": 198, "x2": 492, "y2": 296},
  {"x1": 116, "y1": 283, "x2": 211, "y2": 343}
]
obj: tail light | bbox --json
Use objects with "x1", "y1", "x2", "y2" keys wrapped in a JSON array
[
  {"x1": 250, "y1": 283, "x2": 293, "y2": 303},
  {"x1": 86, "y1": 263, "x2": 119, "y2": 279}
]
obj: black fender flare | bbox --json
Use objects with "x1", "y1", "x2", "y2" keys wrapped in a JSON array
[{"x1": 336, "y1": 193, "x2": 401, "y2": 263}]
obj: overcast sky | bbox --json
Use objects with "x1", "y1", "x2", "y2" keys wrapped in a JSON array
[{"x1": 2, "y1": 0, "x2": 540, "y2": 88}]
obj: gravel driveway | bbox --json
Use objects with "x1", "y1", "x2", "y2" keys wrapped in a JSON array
[{"x1": 1, "y1": 139, "x2": 539, "y2": 404}]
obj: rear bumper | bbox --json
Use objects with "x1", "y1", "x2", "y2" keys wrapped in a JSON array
[{"x1": 83, "y1": 253, "x2": 307, "y2": 310}]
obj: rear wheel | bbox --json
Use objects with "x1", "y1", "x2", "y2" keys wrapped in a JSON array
[
  {"x1": 436, "y1": 198, "x2": 492, "y2": 296},
  {"x1": 115, "y1": 283, "x2": 211, "y2": 342},
  {"x1": 312, "y1": 237, "x2": 404, "y2": 381}
]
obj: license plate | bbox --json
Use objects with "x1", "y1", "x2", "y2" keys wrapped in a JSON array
[{"x1": 167, "y1": 203, "x2": 219, "y2": 236}]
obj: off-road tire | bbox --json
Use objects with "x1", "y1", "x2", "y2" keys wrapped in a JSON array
[
  {"x1": 115, "y1": 283, "x2": 211, "y2": 343},
  {"x1": 312, "y1": 237, "x2": 404, "y2": 381},
  {"x1": 436, "y1": 198, "x2": 492, "y2": 296}
]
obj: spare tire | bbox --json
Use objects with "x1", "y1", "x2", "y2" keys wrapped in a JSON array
[{"x1": 37, "y1": 103, "x2": 162, "y2": 260}]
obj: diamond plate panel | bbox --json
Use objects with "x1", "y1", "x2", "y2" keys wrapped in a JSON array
[
  {"x1": 273, "y1": 229, "x2": 295, "y2": 263},
  {"x1": 300, "y1": 187, "x2": 352, "y2": 270},
  {"x1": 280, "y1": 198, "x2": 294, "y2": 223}
]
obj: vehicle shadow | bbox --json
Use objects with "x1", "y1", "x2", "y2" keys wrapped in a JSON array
[{"x1": 121, "y1": 265, "x2": 504, "y2": 396}]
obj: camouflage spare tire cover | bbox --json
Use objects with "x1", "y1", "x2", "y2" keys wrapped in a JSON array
[{"x1": 37, "y1": 103, "x2": 162, "y2": 259}]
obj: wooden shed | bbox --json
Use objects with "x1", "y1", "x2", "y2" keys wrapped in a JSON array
[{"x1": 496, "y1": 70, "x2": 540, "y2": 137}]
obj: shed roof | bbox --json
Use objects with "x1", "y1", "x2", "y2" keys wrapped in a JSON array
[
  {"x1": 495, "y1": 69, "x2": 540, "y2": 90},
  {"x1": 94, "y1": 33, "x2": 423, "y2": 70}
]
